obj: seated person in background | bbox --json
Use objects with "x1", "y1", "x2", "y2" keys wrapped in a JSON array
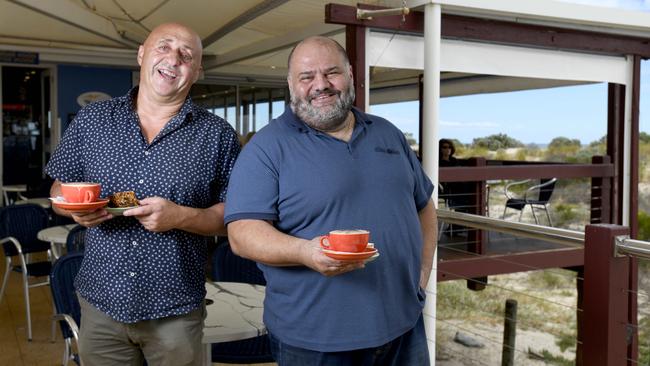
[
  {"x1": 439, "y1": 139, "x2": 473, "y2": 213},
  {"x1": 439, "y1": 138, "x2": 459, "y2": 168}
]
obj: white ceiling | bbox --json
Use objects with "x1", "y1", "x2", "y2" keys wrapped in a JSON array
[
  {"x1": 2, "y1": 0, "x2": 649, "y2": 100},
  {"x1": 0, "y1": 0, "x2": 402, "y2": 83}
]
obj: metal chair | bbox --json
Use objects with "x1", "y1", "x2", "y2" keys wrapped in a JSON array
[
  {"x1": 65, "y1": 226, "x2": 87, "y2": 254},
  {"x1": 437, "y1": 196, "x2": 454, "y2": 239},
  {"x1": 503, "y1": 178, "x2": 557, "y2": 226},
  {"x1": 50, "y1": 252, "x2": 83, "y2": 366},
  {"x1": 0, "y1": 204, "x2": 52, "y2": 341},
  {"x1": 210, "y1": 241, "x2": 273, "y2": 364},
  {"x1": 438, "y1": 182, "x2": 474, "y2": 238}
]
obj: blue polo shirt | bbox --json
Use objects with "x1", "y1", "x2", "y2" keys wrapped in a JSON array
[
  {"x1": 46, "y1": 87, "x2": 240, "y2": 323},
  {"x1": 225, "y1": 107, "x2": 433, "y2": 352}
]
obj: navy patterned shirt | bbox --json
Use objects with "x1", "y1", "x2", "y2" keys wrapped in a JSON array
[{"x1": 45, "y1": 87, "x2": 240, "y2": 323}]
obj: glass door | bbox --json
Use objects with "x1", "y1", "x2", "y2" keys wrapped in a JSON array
[{"x1": 1, "y1": 66, "x2": 49, "y2": 198}]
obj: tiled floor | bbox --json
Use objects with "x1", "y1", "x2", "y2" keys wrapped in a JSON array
[{"x1": 0, "y1": 251, "x2": 63, "y2": 365}]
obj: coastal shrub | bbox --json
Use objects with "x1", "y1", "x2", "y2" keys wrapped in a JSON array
[
  {"x1": 638, "y1": 211, "x2": 650, "y2": 241},
  {"x1": 553, "y1": 203, "x2": 578, "y2": 227}
]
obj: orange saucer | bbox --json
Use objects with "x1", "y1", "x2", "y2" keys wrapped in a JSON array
[
  {"x1": 322, "y1": 247, "x2": 378, "y2": 261},
  {"x1": 51, "y1": 198, "x2": 109, "y2": 212}
]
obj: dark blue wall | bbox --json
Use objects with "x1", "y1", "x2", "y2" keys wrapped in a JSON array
[{"x1": 58, "y1": 65, "x2": 132, "y2": 132}]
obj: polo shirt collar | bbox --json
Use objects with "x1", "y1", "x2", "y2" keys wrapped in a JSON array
[{"x1": 283, "y1": 105, "x2": 373, "y2": 135}]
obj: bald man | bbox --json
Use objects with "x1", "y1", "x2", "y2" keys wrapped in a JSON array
[
  {"x1": 225, "y1": 36, "x2": 437, "y2": 365},
  {"x1": 46, "y1": 23, "x2": 240, "y2": 365}
]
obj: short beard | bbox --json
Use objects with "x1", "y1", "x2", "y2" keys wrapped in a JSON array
[{"x1": 290, "y1": 83, "x2": 355, "y2": 132}]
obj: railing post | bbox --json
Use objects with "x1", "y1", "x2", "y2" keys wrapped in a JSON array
[
  {"x1": 583, "y1": 224, "x2": 630, "y2": 366},
  {"x1": 466, "y1": 157, "x2": 487, "y2": 255},
  {"x1": 467, "y1": 157, "x2": 487, "y2": 291},
  {"x1": 591, "y1": 155, "x2": 611, "y2": 224},
  {"x1": 501, "y1": 299, "x2": 517, "y2": 366},
  {"x1": 575, "y1": 265, "x2": 584, "y2": 366}
]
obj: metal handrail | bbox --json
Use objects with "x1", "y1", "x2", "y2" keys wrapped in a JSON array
[
  {"x1": 615, "y1": 236, "x2": 650, "y2": 260},
  {"x1": 437, "y1": 209, "x2": 584, "y2": 247}
]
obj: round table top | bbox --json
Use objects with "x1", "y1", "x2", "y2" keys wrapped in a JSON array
[
  {"x1": 1, "y1": 184, "x2": 27, "y2": 192},
  {"x1": 203, "y1": 281, "x2": 266, "y2": 344},
  {"x1": 15, "y1": 197, "x2": 51, "y2": 209},
  {"x1": 37, "y1": 224, "x2": 78, "y2": 244}
]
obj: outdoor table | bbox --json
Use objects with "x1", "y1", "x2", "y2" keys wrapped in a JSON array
[
  {"x1": 15, "y1": 197, "x2": 51, "y2": 209},
  {"x1": 203, "y1": 281, "x2": 266, "y2": 365},
  {"x1": 2, "y1": 184, "x2": 27, "y2": 205},
  {"x1": 37, "y1": 224, "x2": 78, "y2": 259}
]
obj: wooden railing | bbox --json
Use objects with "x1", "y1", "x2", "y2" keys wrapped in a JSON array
[{"x1": 437, "y1": 210, "x2": 637, "y2": 365}]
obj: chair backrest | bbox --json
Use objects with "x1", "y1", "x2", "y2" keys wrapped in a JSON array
[
  {"x1": 211, "y1": 242, "x2": 265, "y2": 285},
  {"x1": 537, "y1": 178, "x2": 557, "y2": 203},
  {"x1": 66, "y1": 226, "x2": 87, "y2": 253},
  {"x1": 0, "y1": 204, "x2": 49, "y2": 256},
  {"x1": 50, "y1": 252, "x2": 84, "y2": 340}
]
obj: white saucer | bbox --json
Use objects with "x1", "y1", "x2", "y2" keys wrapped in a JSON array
[{"x1": 105, "y1": 206, "x2": 139, "y2": 216}]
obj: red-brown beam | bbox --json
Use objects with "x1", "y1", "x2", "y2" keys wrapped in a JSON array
[
  {"x1": 439, "y1": 164, "x2": 614, "y2": 182},
  {"x1": 325, "y1": 3, "x2": 650, "y2": 58},
  {"x1": 345, "y1": 25, "x2": 366, "y2": 111},
  {"x1": 628, "y1": 55, "x2": 641, "y2": 364}
]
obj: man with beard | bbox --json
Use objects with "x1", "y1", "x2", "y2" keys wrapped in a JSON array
[{"x1": 225, "y1": 36, "x2": 437, "y2": 365}]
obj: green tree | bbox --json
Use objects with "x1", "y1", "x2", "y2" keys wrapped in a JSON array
[
  {"x1": 546, "y1": 137, "x2": 582, "y2": 162},
  {"x1": 585, "y1": 135, "x2": 606, "y2": 157},
  {"x1": 404, "y1": 132, "x2": 417, "y2": 146},
  {"x1": 589, "y1": 135, "x2": 607, "y2": 148},
  {"x1": 548, "y1": 137, "x2": 581, "y2": 150},
  {"x1": 449, "y1": 138, "x2": 464, "y2": 149},
  {"x1": 638, "y1": 211, "x2": 650, "y2": 241},
  {"x1": 641, "y1": 131, "x2": 650, "y2": 144},
  {"x1": 472, "y1": 133, "x2": 523, "y2": 150}
]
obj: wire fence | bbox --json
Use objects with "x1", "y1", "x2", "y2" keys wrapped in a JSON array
[
  {"x1": 434, "y1": 200, "x2": 582, "y2": 365},
  {"x1": 433, "y1": 180, "x2": 650, "y2": 365}
]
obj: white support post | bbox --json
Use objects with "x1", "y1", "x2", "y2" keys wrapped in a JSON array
[
  {"x1": 422, "y1": 2, "x2": 441, "y2": 364},
  {"x1": 622, "y1": 55, "x2": 633, "y2": 226}
]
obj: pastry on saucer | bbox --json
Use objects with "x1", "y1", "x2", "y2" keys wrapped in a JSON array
[{"x1": 108, "y1": 191, "x2": 139, "y2": 208}]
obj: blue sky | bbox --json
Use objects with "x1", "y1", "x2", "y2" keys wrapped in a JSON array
[{"x1": 370, "y1": 0, "x2": 650, "y2": 145}]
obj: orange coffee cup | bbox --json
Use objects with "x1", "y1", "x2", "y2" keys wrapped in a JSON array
[
  {"x1": 60, "y1": 182, "x2": 101, "y2": 203},
  {"x1": 320, "y1": 229, "x2": 370, "y2": 253}
]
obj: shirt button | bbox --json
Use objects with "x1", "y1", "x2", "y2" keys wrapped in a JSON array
[
  {"x1": 144, "y1": 151, "x2": 150, "y2": 156},
  {"x1": 132, "y1": 241, "x2": 138, "y2": 246},
  {"x1": 129, "y1": 272, "x2": 136, "y2": 277},
  {"x1": 138, "y1": 179, "x2": 144, "y2": 184}
]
